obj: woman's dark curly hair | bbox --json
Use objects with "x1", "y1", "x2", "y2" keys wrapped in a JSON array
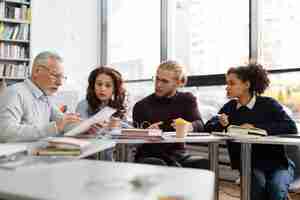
[
  {"x1": 227, "y1": 63, "x2": 270, "y2": 95},
  {"x1": 86, "y1": 66, "x2": 126, "y2": 118}
]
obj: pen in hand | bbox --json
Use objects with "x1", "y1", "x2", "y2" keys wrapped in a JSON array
[{"x1": 217, "y1": 113, "x2": 229, "y2": 127}]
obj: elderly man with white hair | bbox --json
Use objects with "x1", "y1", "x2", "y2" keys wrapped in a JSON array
[{"x1": 0, "y1": 51, "x2": 81, "y2": 142}]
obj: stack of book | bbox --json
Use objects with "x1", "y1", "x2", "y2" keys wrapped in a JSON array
[
  {"x1": 32, "y1": 137, "x2": 91, "y2": 156},
  {"x1": 112, "y1": 128, "x2": 163, "y2": 140}
]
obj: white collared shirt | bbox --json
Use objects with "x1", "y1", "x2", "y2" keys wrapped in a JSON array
[
  {"x1": 236, "y1": 95, "x2": 256, "y2": 110},
  {"x1": 0, "y1": 79, "x2": 64, "y2": 142}
]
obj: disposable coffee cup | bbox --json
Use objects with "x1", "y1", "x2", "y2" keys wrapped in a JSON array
[
  {"x1": 107, "y1": 117, "x2": 121, "y2": 136},
  {"x1": 175, "y1": 123, "x2": 189, "y2": 138}
]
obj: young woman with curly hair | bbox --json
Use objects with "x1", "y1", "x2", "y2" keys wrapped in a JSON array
[{"x1": 205, "y1": 63, "x2": 297, "y2": 200}]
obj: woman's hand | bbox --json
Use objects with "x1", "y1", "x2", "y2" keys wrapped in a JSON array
[
  {"x1": 94, "y1": 121, "x2": 109, "y2": 128},
  {"x1": 56, "y1": 113, "x2": 81, "y2": 132},
  {"x1": 86, "y1": 121, "x2": 109, "y2": 135},
  {"x1": 147, "y1": 121, "x2": 163, "y2": 129},
  {"x1": 218, "y1": 113, "x2": 229, "y2": 127}
]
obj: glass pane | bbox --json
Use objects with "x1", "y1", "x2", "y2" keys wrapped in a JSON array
[
  {"x1": 126, "y1": 81, "x2": 228, "y2": 123},
  {"x1": 108, "y1": 0, "x2": 161, "y2": 80},
  {"x1": 168, "y1": 0, "x2": 249, "y2": 75},
  {"x1": 264, "y1": 72, "x2": 300, "y2": 124},
  {"x1": 32, "y1": 0, "x2": 98, "y2": 97},
  {"x1": 181, "y1": 86, "x2": 227, "y2": 123},
  {"x1": 182, "y1": 73, "x2": 300, "y2": 125},
  {"x1": 258, "y1": 0, "x2": 300, "y2": 69},
  {"x1": 125, "y1": 81, "x2": 154, "y2": 121}
]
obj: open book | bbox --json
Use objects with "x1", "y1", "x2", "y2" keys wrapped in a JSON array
[
  {"x1": 64, "y1": 106, "x2": 116, "y2": 136},
  {"x1": 227, "y1": 125, "x2": 267, "y2": 137}
]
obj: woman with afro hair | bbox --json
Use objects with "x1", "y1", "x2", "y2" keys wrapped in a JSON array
[{"x1": 205, "y1": 63, "x2": 297, "y2": 200}]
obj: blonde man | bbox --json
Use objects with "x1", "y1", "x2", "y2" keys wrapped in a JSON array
[{"x1": 133, "y1": 60, "x2": 206, "y2": 168}]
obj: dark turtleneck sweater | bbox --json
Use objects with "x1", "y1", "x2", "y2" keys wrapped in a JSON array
[
  {"x1": 205, "y1": 96, "x2": 298, "y2": 171},
  {"x1": 132, "y1": 92, "x2": 204, "y2": 158}
]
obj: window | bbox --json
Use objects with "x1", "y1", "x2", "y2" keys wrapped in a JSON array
[
  {"x1": 168, "y1": 0, "x2": 249, "y2": 75},
  {"x1": 264, "y1": 72, "x2": 300, "y2": 123},
  {"x1": 32, "y1": 0, "x2": 98, "y2": 97},
  {"x1": 181, "y1": 85, "x2": 227, "y2": 122},
  {"x1": 257, "y1": 0, "x2": 300, "y2": 123},
  {"x1": 257, "y1": 0, "x2": 300, "y2": 68},
  {"x1": 107, "y1": 0, "x2": 161, "y2": 80},
  {"x1": 103, "y1": 0, "x2": 300, "y2": 125}
]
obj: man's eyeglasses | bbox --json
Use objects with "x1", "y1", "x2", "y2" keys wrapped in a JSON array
[{"x1": 38, "y1": 65, "x2": 67, "y2": 81}]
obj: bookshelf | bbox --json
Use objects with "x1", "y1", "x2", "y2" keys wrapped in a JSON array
[{"x1": 0, "y1": 0, "x2": 31, "y2": 83}]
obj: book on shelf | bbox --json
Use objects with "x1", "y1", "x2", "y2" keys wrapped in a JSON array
[
  {"x1": 32, "y1": 137, "x2": 91, "y2": 156},
  {"x1": 0, "y1": 62, "x2": 28, "y2": 78},
  {"x1": 227, "y1": 125, "x2": 267, "y2": 137},
  {"x1": 0, "y1": 0, "x2": 31, "y2": 82},
  {"x1": 5, "y1": 4, "x2": 29, "y2": 21}
]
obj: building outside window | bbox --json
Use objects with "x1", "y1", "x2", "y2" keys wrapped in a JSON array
[
  {"x1": 107, "y1": 0, "x2": 161, "y2": 81},
  {"x1": 168, "y1": 0, "x2": 249, "y2": 75},
  {"x1": 258, "y1": 0, "x2": 300, "y2": 124}
]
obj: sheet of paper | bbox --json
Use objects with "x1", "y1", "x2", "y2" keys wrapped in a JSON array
[
  {"x1": 64, "y1": 106, "x2": 116, "y2": 136},
  {"x1": 0, "y1": 144, "x2": 27, "y2": 158}
]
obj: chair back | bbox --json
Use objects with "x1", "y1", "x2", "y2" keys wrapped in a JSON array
[{"x1": 286, "y1": 144, "x2": 300, "y2": 192}]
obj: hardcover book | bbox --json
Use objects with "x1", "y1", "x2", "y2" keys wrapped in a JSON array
[
  {"x1": 32, "y1": 137, "x2": 91, "y2": 156},
  {"x1": 32, "y1": 147, "x2": 81, "y2": 156},
  {"x1": 121, "y1": 128, "x2": 162, "y2": 136},
  {"x1": 47, "y1": 137, "x2": 91, "y2": 150},
  {"x1": 227, "y1": 125, "x2": 267, "y2": 136},
  {"x1": 111, "y1": 128, "x2": 163, "y2": 140}
]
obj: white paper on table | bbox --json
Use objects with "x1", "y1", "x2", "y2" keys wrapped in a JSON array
[
  {"x1": 64, "y1": 106, "x2": 116, "y2": 136},
  {"x1": 0, "y1": 144, "x2": 27, "y2": 158}
]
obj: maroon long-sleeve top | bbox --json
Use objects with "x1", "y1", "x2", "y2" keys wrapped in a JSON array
[{"x1": 132, "y1": 92, "x2": 204, "y2": 157}]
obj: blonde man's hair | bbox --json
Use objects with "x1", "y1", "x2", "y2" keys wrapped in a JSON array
[{"x1": 157, "y1": 60, "x2": 188, "y2": 86}]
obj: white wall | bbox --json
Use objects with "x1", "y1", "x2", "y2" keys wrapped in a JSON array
[{"x1": 31, "y1": 0, "x2": 99, "y2": 100}]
